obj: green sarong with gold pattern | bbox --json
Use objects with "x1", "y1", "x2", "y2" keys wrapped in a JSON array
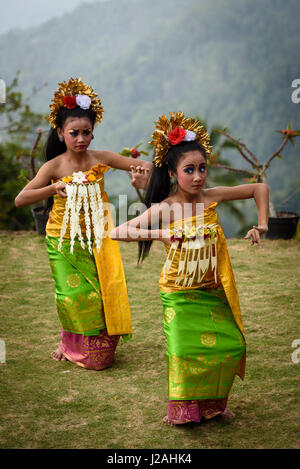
[
  {"x1": 161, "y1": 287, "x2": 246, "y2": 401},
  {"x1": 46, "y1": 236, "x2": 105, "y2": 336}
]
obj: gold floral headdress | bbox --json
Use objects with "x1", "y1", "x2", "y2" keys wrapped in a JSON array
[
  {"x1": 149, "y1": 111, "x2": 212, "y2": 167},
  {"x1": 46, "y1": 77, "x2": 104, "y2": 128}
]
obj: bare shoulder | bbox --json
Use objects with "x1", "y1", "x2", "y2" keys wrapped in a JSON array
[
  {"x1": 46, "y1": 155, "x2": 67, "y2": 179},
  {"x1": 160, "y1": 196, "x2": 174, "y2": 206},
  {"x1": 23, "y1": 157, "x2": 61, "y2": 189},
  {"x1": 157, "y1": 196, "x2": 182, "y2": 224},
  {"x1": 38, "y1": 157, "x2": 59, "y2": 176},
  {"x1": 142, "y1": 197, "x2": 173, "y2": 219}
]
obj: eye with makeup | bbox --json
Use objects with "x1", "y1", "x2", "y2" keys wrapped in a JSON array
[
  {"x1": 68, "y1": 129, "x2": 92, "y2": 137},
  {"x1": 183, "y1": 166, "x2": 194, "y2": 175},
  {"x1": 183, "y1": 164, "x2": 206, "y2": 174}
]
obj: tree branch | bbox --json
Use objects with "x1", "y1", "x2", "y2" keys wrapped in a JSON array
[
  {"x1": 210, "y1": 163, "x2": 256, "y2": 176},
  {"x1": 30, "y1": 131, "x2": 42, "y2": 177},
  {"x1": 18, "y1": 154, "x2": 32, "y2": 180},
  {"x1": 263, "y1": 137, "x2": 289, "y2": 171},
  {"x1": 219, "y1": 130, "x2": 260, "y2": 167},
  {"x1": 278, "y1": 187, "x2": 300, "y2": 206}
]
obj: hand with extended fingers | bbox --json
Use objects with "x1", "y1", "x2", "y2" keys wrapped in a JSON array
[
  {"x1": 130, "y1": 165, "x2": 151, "y2": 190},
  {"x1": 244, "y1": 225, "x2": 268, "y2": 248}
]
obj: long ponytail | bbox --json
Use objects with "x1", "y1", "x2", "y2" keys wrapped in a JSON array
[
  {"x1": 45, "y1": 128, "x2": 67, "y2": 162},
  {"x1": 137, "y1": 163, "x2": 170, "y2": 263}
]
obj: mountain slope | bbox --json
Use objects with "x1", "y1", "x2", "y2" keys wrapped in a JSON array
[{"x1": 1, "y1": 0, "x2": 299, "y2": 212}]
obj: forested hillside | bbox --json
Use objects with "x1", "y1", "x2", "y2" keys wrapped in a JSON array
[{"x1": 1, "y1": 0, "x2": 299, "y2": 220}]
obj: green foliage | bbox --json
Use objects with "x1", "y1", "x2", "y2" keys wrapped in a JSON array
[
  {"x1": 10, "y1": 1, "x2": 298, "y2": 213},
  {"x1": 0, "y1": 71, "x2": 45, "y2": 140},
  {"x1": 0, "y1": 74, "x2": 46, "y2": 230},
  {"x1": 0, "y1": 142, "x2": 34, "y2": 230},
  {"x1": 1, "y1": 0, "x2": 299, "y2": 229}
]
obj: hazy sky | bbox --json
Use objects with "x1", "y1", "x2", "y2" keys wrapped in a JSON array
[{"x1": 0, "y1": 0, "x2": 110, "y2": 34}]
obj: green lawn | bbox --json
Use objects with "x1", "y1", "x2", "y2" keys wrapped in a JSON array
[{"x1": 0, "y1": 232, "x2": 299, "y2": 449}]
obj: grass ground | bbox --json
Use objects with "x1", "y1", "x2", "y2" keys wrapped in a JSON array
[{"x1": 0, "y1": 231, "x2": 299, "y2": 449}]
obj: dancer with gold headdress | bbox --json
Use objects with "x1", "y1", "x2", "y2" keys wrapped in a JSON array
[
  {"x1": 111, "y1": 111, "x2": 269, "y2": 424},
  {"x1": 15, "y1": 78, "x2": 152, "y2": 370}
]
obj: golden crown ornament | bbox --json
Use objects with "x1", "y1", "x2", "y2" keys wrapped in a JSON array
[
  {"x1": 149, "y1": 111, "x2": 212, "y2": 167},
  {"x1": 46, "y1": 77, "x2": 104, "y2": 128}
]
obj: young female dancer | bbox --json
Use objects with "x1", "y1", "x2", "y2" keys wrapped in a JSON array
[
  {"x1": 111, "y1": 112, "x2": 269, "y2": 424},
  {"x1": 15, "y1": 77, "x2": 151, "y2": 370}
]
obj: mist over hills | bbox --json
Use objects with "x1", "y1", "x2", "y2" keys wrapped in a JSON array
[
  {"x1": 1, "y1": 0, "x2": 299, "y2": 218},
  {"x1": 0, "y1": 0, "x2": 94, "y2": 34}
]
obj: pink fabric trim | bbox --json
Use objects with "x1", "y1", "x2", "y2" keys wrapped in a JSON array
[
  {"x1": 167, "y1": 398, "x2": 228, "y2": 424},
  {"x1": 60, "y1": 329, "x2": 119, "y2": 370}
]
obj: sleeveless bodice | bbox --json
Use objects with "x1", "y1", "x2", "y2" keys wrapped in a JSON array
[{"x1": 159, "y1": 202, "x2": 222, "y2": 292}]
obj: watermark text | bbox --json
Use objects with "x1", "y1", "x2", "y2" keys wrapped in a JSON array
[
  {"x1": 291, "y1": 79, "x2": 300, "y2": 103},
  {"x1": 0, "y1": 339, "x2": 6, "y2": 364},
  {"x1": 0, "y1": 79, "x2": 6, "y2": 103},
  {"x1": 291, "y1": 339, "x2": 300, "y2": 364}
]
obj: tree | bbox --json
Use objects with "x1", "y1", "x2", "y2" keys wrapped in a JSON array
[
  {"x1": 0, "y1": 72, "x2": 46, "y2": 140},
  {"x1": 0, "y1": 73, "x2": 46, "y2": 230},
  {"x1": 196, "y1": 117, "x2": 248, "y2": 231},
  {"x1": 211, "y1": 126, "x2": 300, "y2": 217}
]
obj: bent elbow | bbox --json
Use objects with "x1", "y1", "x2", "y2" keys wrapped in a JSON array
[
  {"x1": 14, "y1": 195, "x2": 24, "y2": 208},
  {"x1": 260, "y1": 182, "x2": 270, "y2": 194},
  {"x1": 254, "y1": 182, "x2": 269, "y2": 193}
]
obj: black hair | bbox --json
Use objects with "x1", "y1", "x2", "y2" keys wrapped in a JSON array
[
  {"x1": 44, "y1": 106, "x2": 96, "y2": 213},
  {"x1": 138, "y1": 140, "x2": 207, "y2": 263}
]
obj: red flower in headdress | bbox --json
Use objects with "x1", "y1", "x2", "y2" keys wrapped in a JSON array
[
  {"x1": 64, "y1": 96, "x2": 77, "y2": 109},
  {"x1": 168, "y1": 127, "x2": 187, "y2": 145}
]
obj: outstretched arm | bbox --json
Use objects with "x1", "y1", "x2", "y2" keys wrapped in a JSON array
[
  {"x1": 94, "y1": 149, "x2": 153, "y2": 172},
  {"x1": 93, "y1": 150, "x2": 153, "y2": 190},
  {"x1": 208, "y1": 183, "x2": 269, "y2": 247},
  {"x1": 110, "y1": 202, "x2": 171, "y2": 245}
]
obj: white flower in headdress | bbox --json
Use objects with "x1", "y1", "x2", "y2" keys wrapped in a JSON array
[
  {"x1": 72, "y1": 171, "x2": 88, "y2": 184},
  {"x1": 76, "y1": 94, "x2": 91, "y2": 110},
  {"x1": 183, "y1": 130, "x2": 196, "y2": 142}
]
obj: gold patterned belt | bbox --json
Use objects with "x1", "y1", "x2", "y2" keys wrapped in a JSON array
[{"x1": 162, "y1": 223, "x2": 219, "y2": 287}]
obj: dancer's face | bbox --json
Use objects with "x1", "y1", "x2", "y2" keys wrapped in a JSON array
[
  {"x1": 171, "y1": 150, "x2": 207, "y2": 194},
  {"x1": 58, "y1": 117, "x2": 94, "y2": 153}
]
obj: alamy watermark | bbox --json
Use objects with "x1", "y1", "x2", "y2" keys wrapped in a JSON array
[
  {"x1": 289, "y1": 82, "x2": 299, "y2": 360},
  {"x1": 105, "y1": 197, "x2": 205, "y2": 239},
  {"x1": 291, "y1": 79, "x2": 300, "y2": 103},
  {"x1": 0, "y1": 339, "x2": 5, "y2": 364},
  {"x1": 0, "y1": 79, "x2": 6, "y2": 103},
  {"x1": 291, "y1": 339, "x2": 300, "y2": 364}
]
